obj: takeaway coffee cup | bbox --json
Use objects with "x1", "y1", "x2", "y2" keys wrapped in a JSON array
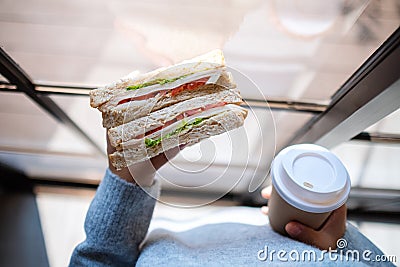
[{"x1": 268, "y1": 144, "x2": 351, "y2": 235}]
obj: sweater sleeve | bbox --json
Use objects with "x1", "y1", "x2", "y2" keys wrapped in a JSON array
[{"x1": 69, "y1": 168, "x2": 160, "y2": 267}]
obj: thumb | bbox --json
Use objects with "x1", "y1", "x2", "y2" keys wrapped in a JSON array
[
  {"x1": 285, "y1": 205, "x2": 347, "y2": 250},
  {"x1": 285, "y1": 222, "x2": 327, "y2": 249},
  {"x1": 150, "y1": 145, "x2": 181, "y2": 170}
]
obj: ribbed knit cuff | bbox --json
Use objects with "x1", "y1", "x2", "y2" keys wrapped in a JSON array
[
  {"x1": 83, "y1": 168, "x2": 160, "y2": 254},
  {"x1": 104, "y1": 168, "x2": 161, "y2": 199}
]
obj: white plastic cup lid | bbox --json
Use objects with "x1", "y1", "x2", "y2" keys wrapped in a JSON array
[{"x1": 271, "y1": 144, "x2": 351, "y2": 213}]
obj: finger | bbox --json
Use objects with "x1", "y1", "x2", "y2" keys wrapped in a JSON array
[
  {"x1": 320, "y1": 204, "x2": 347, "y2": 240},
  {"x1": 261, "y1": 186, "x2": 272, "y2": 199},
  {"x1": 151, "y1": 145, "x2": 181, "y2": 170},
  {"x1": 285, "y1": 205, "x2": 347, "y2": 250},
  {"x1": 165, "y1": 145, "x2": 182, "y2": 159},
  {"x1": 179, "y1": 143, "x2": 188, "y2": 150},
  {"x1": 261, "y1": 206, "x2": 269, "y2": 215},
  {"x1": 285, "y1": 221, "x2": 323, "y2": 248}
]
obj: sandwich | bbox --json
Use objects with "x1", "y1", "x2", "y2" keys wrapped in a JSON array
[
  {"x1": 90, "y1": 50, "x2": 234, "y2": 128},
  {"x1": 90, "y1": 49, "x2": 248, "y2": 170}
]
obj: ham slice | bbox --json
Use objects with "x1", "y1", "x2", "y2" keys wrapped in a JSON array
[
  {"x1": 133, "y1": 102, "x2": 227, "y2": 139},
  {"x1": 117, "y1": 77, "x2": 210, "y2": 105}
]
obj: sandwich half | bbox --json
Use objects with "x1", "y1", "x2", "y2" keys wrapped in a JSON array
[
  {"x1": 90, "y1": 49, "x2": 234, "y2": 128},
  {"x1": 89, "y1": 49, "x2": 247, "y2": 170},
  {"x1": 109, "y1": 104, "x2": 247, "y2": 170}
]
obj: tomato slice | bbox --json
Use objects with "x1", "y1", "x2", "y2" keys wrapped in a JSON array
[
  {"x1": 170, "y1": 77, "x2": 209, "y2": 97},
  {"x1": 117, "y1": 91, "x2": 165, "y2": 105},
  {"x1": 134, "y1": 102, "x2": 227, "y2": 139},
  {"x1": 118, "y1": 76, "x2": 210, "y2": 105}
]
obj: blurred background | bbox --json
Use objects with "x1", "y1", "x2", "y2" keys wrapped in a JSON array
[{"x1": 0, "y1": 0, "x2": 399, "y2": 266}]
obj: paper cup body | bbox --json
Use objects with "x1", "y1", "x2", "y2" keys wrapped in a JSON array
[{"x1": 268, "y1": 144, "x2": 351, "y2": 235}]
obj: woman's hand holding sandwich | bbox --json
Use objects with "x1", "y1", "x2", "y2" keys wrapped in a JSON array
[{"x1": 107, "y1": 133, "x2": 182, "y2": 186}]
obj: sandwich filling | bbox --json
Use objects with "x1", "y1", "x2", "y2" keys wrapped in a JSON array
[
  {"x1": 133, "y1": 102, "x2": 227, "y2": 141},
  {"x1": 142, "y1": 104, "x2": 245, "y2": 148},
  {"x1": 116, "y1": 104, "x2": 244, "y2": 149},
  {"x1": 102, "y1": 70, "x2": 223, "y2": 109},
  {"x1": 126, "y1": 75, "x2": 189, "y2": 91},
  {"x1": 144, "y1": 118, "x2": 204, "y2": 148},
  {"x1": 118, "y1": 76, "x2": 210, "y2": 105}
]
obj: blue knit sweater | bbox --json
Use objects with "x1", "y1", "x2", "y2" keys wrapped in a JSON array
[{"x1": 69, "y1": 169, "x2": 394, "y2": 266}]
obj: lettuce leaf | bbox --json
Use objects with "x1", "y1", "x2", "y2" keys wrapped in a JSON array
[
  {"x1": 144, "y1": 118, "x2": 204, "y2": 148},
  {"x1": 126, "y1": 75, "x2": 188, "y2": 91}
]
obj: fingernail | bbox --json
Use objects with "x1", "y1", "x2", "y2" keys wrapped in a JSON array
[
  {"x1": 286, "y1": 223, "x2": 302, "y2": 237},
  {"x1": 261, "y1": 206, "x2": 269, "y2": 214},
  {"x1": 261, "y1": 188, "x2": 267, "y2": 196}
]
